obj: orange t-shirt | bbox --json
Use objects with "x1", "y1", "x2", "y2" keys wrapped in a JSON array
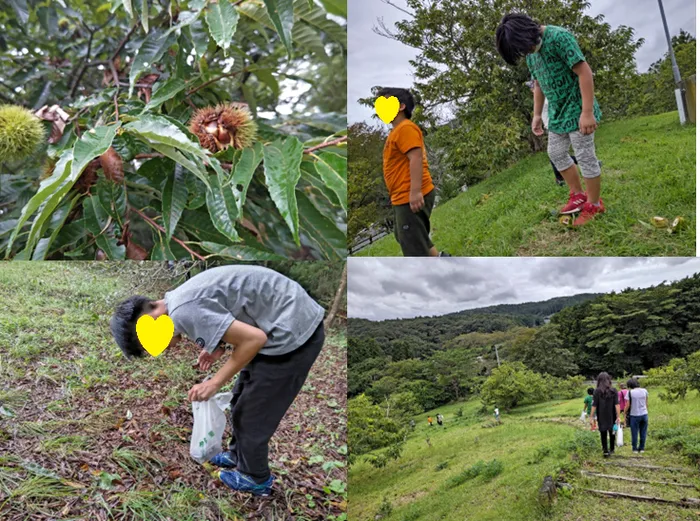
[{"x1": 383, "y1": 119, "x2": 434, "y2": 206}]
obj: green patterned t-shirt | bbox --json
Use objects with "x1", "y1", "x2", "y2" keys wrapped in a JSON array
[{"x1": 526, "y1": 25, "x2": 602, "y2": 134}]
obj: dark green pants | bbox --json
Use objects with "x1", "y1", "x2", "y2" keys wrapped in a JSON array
[{"x1": 393, "y1": 189, "x2": 435, "y2": 256}]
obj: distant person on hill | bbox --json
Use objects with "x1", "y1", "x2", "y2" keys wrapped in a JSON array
[
  {"x1": 428, "y1": 416, "x2": 433, "y2": 427},
  {"x1": 583, "y1": 387, "x2": 594, "y2": 420},
  {"x1": 590, "y1": 372, "x2": 620, "y2": 457},
  {"x1": 494, "y1": 407, "x2": 500, "y2": 423},
  {"x1": 436, "y1": 413, "x2": 444, "y2": 426},
  {"x1": 618, "y1": 383, "x2": 629, "y2": 428},
  {"x1": 497, "y1": 13, "x2": 605, "y2": 226},
  {"x1": 625, "y1": 378, "x2": 649, "y2": 454},
  {"x1": 409, "y1": 419, "x2": 416, "y2": 430},
  {"x1": 377, "y1": 87, "x2": 450, "y2": 257}
]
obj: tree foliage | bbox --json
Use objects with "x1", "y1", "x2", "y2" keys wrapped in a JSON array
[
  {"x1": 348, "y1": 394, "x2": 403, "y2": 460},
  {"x1": 643, "y1": 350, "x2": 700, "y2": 402},
  {"x1": 0, "y1": 0, "x2": 347, "y2": 261},
  {"x1": 480, "y1": 362, "x2": 548, "y2": 410}
]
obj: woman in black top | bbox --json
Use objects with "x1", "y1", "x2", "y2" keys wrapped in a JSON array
[{"x1": 590, "y1": 372, "x2": 620, "y2": 457}]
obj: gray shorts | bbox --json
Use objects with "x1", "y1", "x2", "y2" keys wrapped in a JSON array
[{"x1": 548, "y1": 130, "x2": 601, "y2": 179}]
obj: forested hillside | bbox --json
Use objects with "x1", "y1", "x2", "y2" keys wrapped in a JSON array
[
  {"x1": 349, "y1": 275, "x2": 700, "y2": 404},
  {"x1": 348, "y1": 293, "x2": 600, "y2": 362}
]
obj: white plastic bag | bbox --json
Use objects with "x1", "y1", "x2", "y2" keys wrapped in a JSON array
[
  {"x1": 190, "y1": 391, "x2": 233, "y2": 464},
  {"x1": 616, "y1": 425, "x2": 624, "y2": 447},
  {"x1": 579, "y1": 410, "x2": 587, "y2": 422}
]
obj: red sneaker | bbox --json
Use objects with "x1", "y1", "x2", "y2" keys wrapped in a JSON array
[
  {"x1": 560, "y1": 192, "x2": 587, "y2": 214},
  {"x1": 574, "y1": 200, "x2": 605, "y2": 226}
]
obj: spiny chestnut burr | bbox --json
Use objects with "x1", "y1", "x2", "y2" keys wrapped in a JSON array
[
  {"x1": 0, "y1": 105, "x2": 45, "y2": 161},
  {"x1": 188, "y1": 103, "x2": 257, "y2": 153}
]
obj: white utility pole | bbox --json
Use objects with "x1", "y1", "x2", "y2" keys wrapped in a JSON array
[{"x1": 657, "y1": 0, "x2": 687, "y2": 124}]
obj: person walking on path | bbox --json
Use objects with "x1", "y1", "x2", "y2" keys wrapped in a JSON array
[
  {"x1": 625, "y1": 378, "x2": 649, "y2": 454},
  {"x1": 618, "y1": 383, "x2": 629, "y2": 427},
  {"x1": 590, "y1": 372, "x2": 620, "y2": 457}
]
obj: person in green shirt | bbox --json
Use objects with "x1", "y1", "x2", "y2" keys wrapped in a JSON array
[
  {"x1": 496, "y1": 13, "x2": 604, "y2": 226},
  {"x1": 584, "y1": 387, "x2": 594, "y2": 416}
]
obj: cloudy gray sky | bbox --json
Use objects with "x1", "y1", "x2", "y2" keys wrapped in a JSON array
[
  {"x1": 348, "y1": 257, "x2": 700, "y2": 321},
  {"x1": 348, "y1": 0, "x2": 696, "y2": 123}
]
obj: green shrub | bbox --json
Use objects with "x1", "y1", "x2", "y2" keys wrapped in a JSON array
[
  {"x1": 445, "y1": 459, "x2": 503, "y2": 488},
  {"x1": 561, "y1": 430, "x2": 598, "y2": 458},
  {"x1": 480, "y1": 362, "x2": 548, "y2": 410},
  {"x1": 528, "y1": 446, "x2": 552, "y2": 465},
  {"x1": 435, "y1": 461, "x2": 449, "y2": 471},
  {"x1": 377, "y1": 497, "x2": 393, "y2": 518}
]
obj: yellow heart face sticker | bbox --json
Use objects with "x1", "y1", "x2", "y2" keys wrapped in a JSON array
[
  {"x1": 375, "y1": 96, "x2": 400, "y2": 124},
  {"x1": 136, "y1": 315, "x2": 174, "y2": 357}
]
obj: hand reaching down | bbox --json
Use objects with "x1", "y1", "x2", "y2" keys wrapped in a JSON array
[{"x1": 197, "y1": 346, "x2": 225, "y2": 371}]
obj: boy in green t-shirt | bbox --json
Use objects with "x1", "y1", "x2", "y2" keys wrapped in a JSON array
[
  {"x1": 584, "y1": 387, "x2": 594, "y2": 416},
  {"x1": 496, "y1": 13, "x2": 604, "y2": 226}
]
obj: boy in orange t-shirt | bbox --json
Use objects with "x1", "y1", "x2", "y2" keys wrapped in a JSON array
[{"x1": 379, "y1": 87, "x2": 447, "y2": 257}]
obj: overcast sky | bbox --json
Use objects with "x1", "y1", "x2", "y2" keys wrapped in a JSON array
[
  {"x1": 348, "y1": 0, "x2": 696, "y2": 123},
  {"x1": 348, "y1": 257, "x2": 700, "y2": 321}
]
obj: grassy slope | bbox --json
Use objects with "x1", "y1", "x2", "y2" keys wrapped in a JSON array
[
  {"x1": 359, "y1": 113, "x2": 696, "y2": 256},
  {"x1": 348, "y1": 389, "x2": 700, "y2": 521},
  {"x1": 0, "y1": 262, "x2": 347, "y2": 521}
]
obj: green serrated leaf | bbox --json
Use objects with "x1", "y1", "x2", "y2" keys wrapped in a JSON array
[
  {"x1": 205, "y1": 0, "x2": 239, "y2": 54},
  {"x1": 142, "y1": 78, "x2": 187, "y2": 113},
  {"x1": 71, "y1": 124, "x2": 121, "y2": 179},
  {"x1": 32, "y1": 193, "x2": 82, "y2": 260},
  {"x1": 83, "y1": 197, "x2": 126, "y2": 259},
  {"x1": 205, "y1": 174, "x2": 241, "y2": 242},
  {"x1": 263, "y1": 137, "x2": 303, "y2": 245},
  {"x1": 186, "y1": 18, "x2": 210, "y2": 58},
  {"x1": 319, "y1": 0, "x2": 346, "y2": 17},
  {"x1": 232, "y1": 142, "x2": 263, "y2": 208},
  {"x1": 95, "y1": 178, "x2": 127, "y2": 226},
  {"x1": 6, "y1": 150, "x2": 73, "y2": 257},
  {"x1": 313, "y1": 152, "x2": 346, "y2": 211},
  {"x1": 162, "y1": 165, "x2": 188, "y2": 241},
  {"x1": 263, "y1": 0, "x2": 294, "y2": 56},
  {"x1": 297, "y1": 190, "x2": 345, "y2": 260},
  {"x1": 129, "y1": 30, "x2": 178, "y2": 96},
  {"x1": 141, "y1": 0, "x2": 149, "y2": 32},
  {"x1": 123, "y1": 0, "x2": 133, "y2": 18},
  {"x1": 200, "y1": 241, "x2": 286, "y2": 260}
]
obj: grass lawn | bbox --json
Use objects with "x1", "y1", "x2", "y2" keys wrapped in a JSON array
[
  {"x1": 0, "y1": 262, "x2": 347, "y2": 521},
  {"x1": 348, "y1": 389, "x2": 700, "y2": 521},
  {"x1": 358, "y1": 112, "x2": 696, "y2": 256}
]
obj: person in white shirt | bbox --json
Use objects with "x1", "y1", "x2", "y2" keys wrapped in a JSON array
[{"x1": 624, "y1": 378, "x2": 649, "y2": 453}]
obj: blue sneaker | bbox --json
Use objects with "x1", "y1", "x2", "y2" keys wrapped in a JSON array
[
  {"x1": 209, "y1": 451, "x2": 237, "y2": 468},
  {"x1": 219, "y1": 470, "x2": 275, "y2": 496}
]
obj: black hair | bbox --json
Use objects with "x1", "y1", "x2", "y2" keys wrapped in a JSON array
[
  {"x1": 377, "y1": 87, "x2": 416, "y2": 119},
  {"x1": 595, "y1": 372, "x2": 615, "y2": 397},
  {"x1": 110, "y1": 295, "x2": 154, "y2": 358},
  {"x1": 495, "y1": 13, "x2": 542, "y2": 66},
  {"x1": 627, "y1": 378, "x2": 639, "y2": 389},
  {"x1": 587, "y1": 387, "x2": 594, "y2": 395}
]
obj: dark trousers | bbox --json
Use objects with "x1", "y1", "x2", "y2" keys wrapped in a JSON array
[
  {"x1": 630, "y1": 414, "x2": 649, "y2": 451},
  {"x1": 228, "y1": 323, "x2": 325, "y2": 481},
  {"x1": 600, "y1": 429, "x2": 615, "y2": 453},
  {"x1": 550, "y1": 155, "x2": 577, "y2": 183}
]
